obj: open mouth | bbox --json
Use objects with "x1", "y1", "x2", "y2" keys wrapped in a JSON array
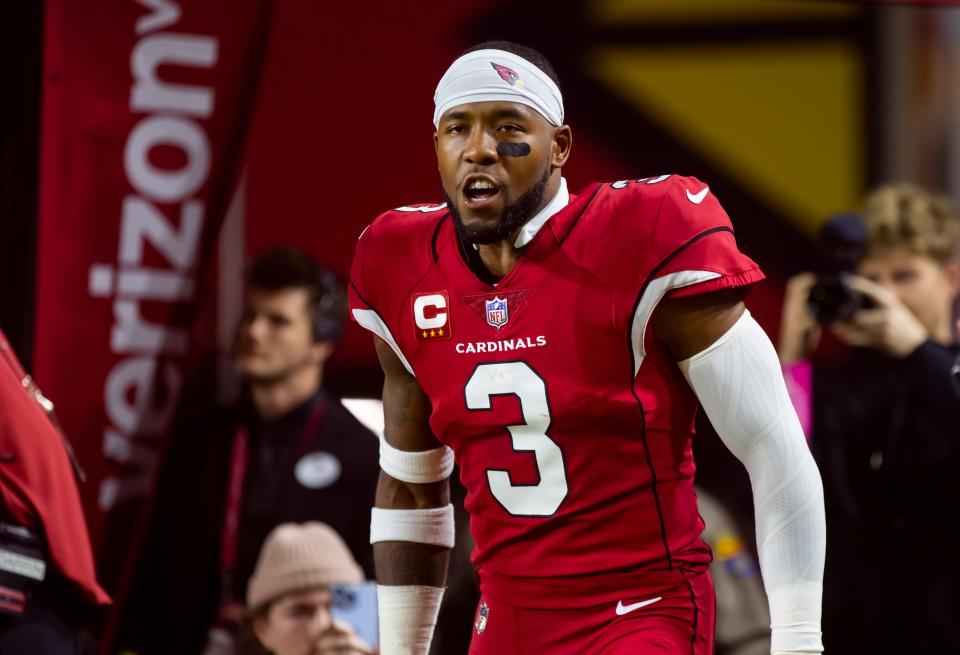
[{"x1": 463, "y1": 177, "x2": 501, "y2": 208}]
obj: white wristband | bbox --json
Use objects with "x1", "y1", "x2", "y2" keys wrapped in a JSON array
[
  {"x1": 370, "y1": 505, "x2": 455, "y2": 549},
  {"x1": 377, "y1": 585, "x2": 444, "y2": 655},
  {"x1": 379, "y1": 438, "x2": 455, "y2": 484}
]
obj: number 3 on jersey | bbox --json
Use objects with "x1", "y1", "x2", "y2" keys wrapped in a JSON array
[{"x1": 464, "y1": 362, "x2": 568, "y2": 517}]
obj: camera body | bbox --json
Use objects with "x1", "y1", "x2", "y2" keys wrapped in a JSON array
[
  {"x1": 808, "y1": 273, "x2": 871, "y2": 324},
  {"x1": 806, "y1": 213, "x2": 870, "y2": 324}
]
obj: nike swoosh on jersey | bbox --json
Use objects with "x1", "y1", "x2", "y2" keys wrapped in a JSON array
[
  {"x1": 686, "y1": 187, "x2": 709, "y2": 204},
  {"x1": 614, "y1": 596, "x2": 663, "y2": 616}
]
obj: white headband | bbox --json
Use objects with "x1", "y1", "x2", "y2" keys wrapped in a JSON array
[{"x1": 433, "y1": 49, "x2": 564, "y2": 128}]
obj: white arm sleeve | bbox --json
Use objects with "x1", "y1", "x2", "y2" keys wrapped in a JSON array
[{"x1": 679, "y1": 310, "x2": 826, "y2": 654}]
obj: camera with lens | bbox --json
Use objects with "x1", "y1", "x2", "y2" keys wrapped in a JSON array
[
  {"x1": 806, "y1": 212, "x2": 873, "y2": 324},
  {"x1": 808, "y1": 273, "x2": 873, "y2": 324}
]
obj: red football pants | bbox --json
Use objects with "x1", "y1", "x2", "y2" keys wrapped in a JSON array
[{"x1": 468, "y1": 570, "x2": 715, "y2": 654}]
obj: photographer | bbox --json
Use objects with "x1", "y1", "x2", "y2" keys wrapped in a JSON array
[{"x1": 778, "y1": 184, "x2": 960, "y2": 653}]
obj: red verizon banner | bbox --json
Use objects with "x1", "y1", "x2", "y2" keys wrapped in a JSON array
[{"x1": 34, "y1": 0, "x2": 270, "y2": 586}]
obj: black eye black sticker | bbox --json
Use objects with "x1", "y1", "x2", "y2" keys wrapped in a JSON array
[{"x1": 497, "y1": 142, "x2": 531, "y2": 157}]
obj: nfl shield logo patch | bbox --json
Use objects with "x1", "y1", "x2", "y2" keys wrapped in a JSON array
[
  {"x1": 485, "y1": 297, "x2": 508, "y2": 329},
  {"x1": 475, "y1": 602, "x2": 489, "y2": 634}
]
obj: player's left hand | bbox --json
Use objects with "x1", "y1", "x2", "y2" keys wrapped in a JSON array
[
  {"x1": 830, "y1": 274, "x2": 928, "y2": 358},
  {"x1": 314, "y1": 619, "x2": 374, "y2": 655}
]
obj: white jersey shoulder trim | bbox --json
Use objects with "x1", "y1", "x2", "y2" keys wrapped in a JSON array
[
  {"x1": 630, "y1": 269, "x2": 720, "y2": 376},
  {"x1": 352, "y1": 308, "x2": 415, "y2": 377}
]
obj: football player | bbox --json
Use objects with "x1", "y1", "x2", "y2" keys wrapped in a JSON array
[{"x1": 349, "y1": 41, "x2": 825, "y2": 654}]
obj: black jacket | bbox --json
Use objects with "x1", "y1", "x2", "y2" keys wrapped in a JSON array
[
  {"x1": 813, "y1": 340, "x2": 960, "y2": 654},
  {"x1": 114, "y1": 389, "x2": 379, "y2": 655}
]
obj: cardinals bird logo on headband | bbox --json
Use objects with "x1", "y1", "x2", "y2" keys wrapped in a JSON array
[{"x1": 491, "y1": 62, "x2": 522, "y2": 86}]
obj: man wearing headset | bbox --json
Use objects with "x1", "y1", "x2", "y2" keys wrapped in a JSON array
[{"x1": 116, "y1": 245, "x2": 378, "y2": 655}]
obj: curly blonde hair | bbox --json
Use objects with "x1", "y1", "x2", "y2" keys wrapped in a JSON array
[{"x1": 862, "y1": 183, "x2": 960, "y2": 263}]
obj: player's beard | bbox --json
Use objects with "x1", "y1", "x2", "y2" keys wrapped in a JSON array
[{"x1": 446, "y1": 166, "x2": 551, "y2": 246}]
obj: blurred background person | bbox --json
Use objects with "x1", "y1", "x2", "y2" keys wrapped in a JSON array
[
  {"x1": 241, "y1": 522, "x2": 372, "y2": 655},
  {"x1": 778, "y1": 183, "x2": 960, "y2": 653},
  {"x1": 115, "y1": 246, "x2": 379, "y2": 655},
  {"x1": 0, "y1": 329, "x2": 110, "y2": 654}
]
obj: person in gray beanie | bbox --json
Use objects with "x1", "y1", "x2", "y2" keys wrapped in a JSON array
[{"x1": 244, "y1": 522, "x2": 373, "y2": 655}]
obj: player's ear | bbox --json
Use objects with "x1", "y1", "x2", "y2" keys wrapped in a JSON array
[
  {"x1": 551, "y1": 125, "x2": 572, "y2": 169},
  {"x1": 433, "y1": 131, "x2": 439, "y2": 153}
]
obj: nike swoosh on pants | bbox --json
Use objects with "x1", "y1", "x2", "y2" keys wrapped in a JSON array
[{"x1": 614, "y1": 596, "x2": 663, "y2": 616}]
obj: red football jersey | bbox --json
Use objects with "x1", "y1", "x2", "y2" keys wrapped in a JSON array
[{"x1": 349, "y1": 175, "x2": 764, "y2": 609}]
